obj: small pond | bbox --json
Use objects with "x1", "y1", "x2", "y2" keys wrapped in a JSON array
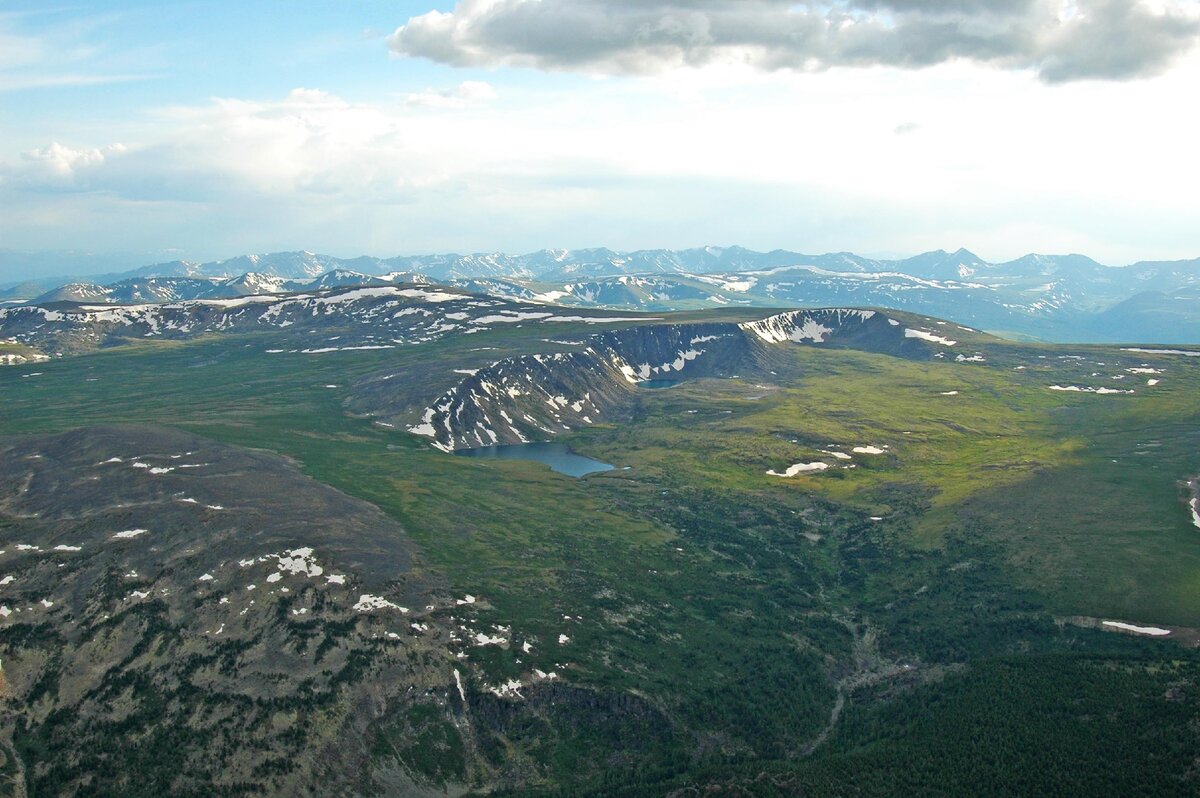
[{"x1": 455, "y1": 442, "x2": 614, "y2": 478}]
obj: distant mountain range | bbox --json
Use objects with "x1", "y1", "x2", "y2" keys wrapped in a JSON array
[{"x1": 2, "y1": 246, "x2": 1198, "y2": 343}]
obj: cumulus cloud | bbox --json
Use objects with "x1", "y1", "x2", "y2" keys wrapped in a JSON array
[
  {"x1": 0, "y1": 89, "x2": 446, "y2": 203},
  {"x1": 388, "y1": 0, "x2": 1200, "y2": 82},
  {"x1": 2, "y1": 143, "x2": 128, "y2": 191}
]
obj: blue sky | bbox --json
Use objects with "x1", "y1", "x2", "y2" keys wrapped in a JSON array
[
  {"x1": 2, "y1": 2, "x2": 463, "y2": 142},
  {"x1": 2, "y1": 1, "x2": 1199, "y2": 278}
]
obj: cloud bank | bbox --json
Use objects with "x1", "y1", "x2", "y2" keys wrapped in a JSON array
[
  {"x1": 389, "y1": 0, "x2": 1200, "y2": 83},
  {"x1": 2, "y1": 65, "x2": 1198, "y2": 265}
]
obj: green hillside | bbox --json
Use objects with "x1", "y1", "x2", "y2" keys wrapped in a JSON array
[{"x1": 1, "y1": 309, "x2": 1198, "y2": 796}]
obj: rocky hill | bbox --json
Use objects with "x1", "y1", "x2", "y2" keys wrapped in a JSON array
[
  {"x1": 0, "y1": 426, "x2": 451, "y2": 795},
  {"x1": 0, "y1": 425, "x2": 675, "y2": 795},
  {"x1": 0, "y1": 284, "x2": 657, "y2": 359},
  {"x1": 392, "y1": 309, "x2": 948, "y2": 451}
]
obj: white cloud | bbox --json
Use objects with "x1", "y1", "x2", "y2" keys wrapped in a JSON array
[
  {"x1": 404, "y1": 80, "x2": 498, "y2": 108},
  {"x1": 389, "y1": 0, "x2": 1200, "y2": 83},
  {"x1": 1, "y1": 58, "x2": 1198, "y2": 263}
]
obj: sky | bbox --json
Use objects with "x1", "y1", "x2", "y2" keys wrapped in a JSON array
[{"x1": 1, "y1": 0, "x2": 1199, "y2": 279}]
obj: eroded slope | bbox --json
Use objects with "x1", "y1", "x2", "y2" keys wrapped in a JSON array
[{"x1": 0, "y1": 426, "x2": 456, "y2": 795}]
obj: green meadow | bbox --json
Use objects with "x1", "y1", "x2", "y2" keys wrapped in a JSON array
[{"x1": 2, "y1": 315, "x2": 1199, "y2": 795}]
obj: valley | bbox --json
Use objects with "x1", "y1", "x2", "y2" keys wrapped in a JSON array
[
  {"x1": 7, "y1": 1, "x2": 1199, "y2": 792},
  {"x1": 2, "y1": 288, "x2": 1199, "y2": 795}
]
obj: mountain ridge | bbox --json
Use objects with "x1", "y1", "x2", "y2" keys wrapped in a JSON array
[{"x1": 3, "y1": 245, "x2": 1199, "y2": 344}]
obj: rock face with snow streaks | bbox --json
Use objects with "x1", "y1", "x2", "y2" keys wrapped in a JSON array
[
  {"x1": 738, "y1": 308, "x2": 924, "y2": 354},
  {"x1": 406, "y1": 310, "x2": 920, "y2": 451},
  {"x1": 407, "y1": 322, "x2": 749, "y2": 451}
]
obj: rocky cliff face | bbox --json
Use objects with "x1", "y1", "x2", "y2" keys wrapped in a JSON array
[
  {"x1": 406, "y1": 309, "x2": 929, "y2": 451},
  {"x1": 406, "y1": 322, "x2": 748, "y2": 451}
]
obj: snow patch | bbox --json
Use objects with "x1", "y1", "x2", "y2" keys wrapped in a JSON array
[
  {"x1": 767, "y1": 462, "x2": 829, "y2": 477},
  {"x1": 1048, "y1": 385, "x2": 1135, "y2": 395},
  {"x1": 904, "y1": 328, "x2": 956, "y2": 346},
  {"x1": 1102, "y1": 620, "x2": 1171, "y2": 636},
  {"x1": 354, "y1": 594, "x2": 409, "y2": 613},
  {"x1": 1120, "y1": 348, "x2": 1200, "y2": 357}
]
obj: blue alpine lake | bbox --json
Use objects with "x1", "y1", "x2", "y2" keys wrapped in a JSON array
[{"x1": 455, "y1": 442, "x2": 615, "y2": 477}]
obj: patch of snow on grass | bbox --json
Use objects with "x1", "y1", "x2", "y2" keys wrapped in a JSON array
[
  {"x1": 1121, "y1": 348, "x2": 1200, "y2": 357},
  {"x1": 545, "y1": 315, "x2": 662, "y2": 324},
  {"x1": 1102, "y1": 620, "x2": 1171, "y2": 636},
  {"x1": 767, "y1": 462, "x2": 829, "y2": 477},
  {"x1": 1048, "y1": 385, "x2": 1135, "y2": 395},
  {"x1": 904, "y1": 329, "x2": 957, "y2": 346},
  {"x1": 852, "y1": 446, "x2": 886, "y2": 455},
  {"x1": 112, "y1": 529, "x2": 148, "y2": 539}
]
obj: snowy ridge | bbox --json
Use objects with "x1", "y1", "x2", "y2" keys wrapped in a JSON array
[
  {"x1": 407, "y1": 323, "x2": 747, "y2": 451},
  {"x1": 739, "y1": 308, "x2": 878, "y2": 344},
  {"x1": 0, "y1": 284, "x2": 663, "y2": 356},
  {"x1": 407, "y1": 309, "x2": 923, "y2": 451}
]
